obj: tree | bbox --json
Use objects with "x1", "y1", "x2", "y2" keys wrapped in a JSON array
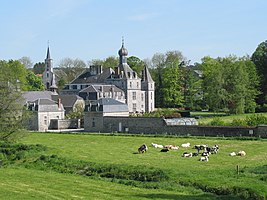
[
  {"x1": 88, "y1": 56, "x2": 119, "y2": 69},
  {"x1": 19, "y1": 56, "x2": 33, "y2": 69},
  {"x1": 200, "y1": 56, "x2": 260, "y2": 114},
  {"x1": 127, "y1": 56, "x2": 145, "y2": 76},
  {"x1": 150, "y1": 51, "x2": 186, "y2": 108},
  {"x1": 58, "y1": 58, "x2": 87, "y2": 83},
  {"x1": 32, "y1": 62, "x2": 45, "y2": 74},
  {"x1": 181, "y1": 67, "x2": 202, "y2": 110},
  {"x1": 0, "y1": 60, "x2": 28, "y2": 141},
  {"x1": 26, "y1": 70, "x2": 45, "y2": 91},
  {"x1": 103, "y1": 56, "x2": 119, "y2": 69},
  {"x1": 251, "y1": 40, "x2": 267, "y2": 105},
  {"x1": 161, "y1": 62, "x2": 183, "y2": 107}
]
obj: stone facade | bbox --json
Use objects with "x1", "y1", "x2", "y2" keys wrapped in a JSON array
[{"x1": 61, "y1": 41, "x2": 155, "y2": 114}]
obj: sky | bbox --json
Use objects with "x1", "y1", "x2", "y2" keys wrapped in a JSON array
[{"x1": 0, "y1": 0, "x2": 266, "y2": 66}]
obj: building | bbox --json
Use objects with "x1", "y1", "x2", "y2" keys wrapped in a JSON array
[
  {"x1": 23, "y1": 96, "x2": 65, "y2": 132},
  {"x1": 42, "y1": 46, "x2": 57, "y2": 92},
  {"x1": 61, "y1": 40, "x2": 155, "y2": 114}
]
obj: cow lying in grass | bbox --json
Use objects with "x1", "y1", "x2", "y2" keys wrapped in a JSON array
[{"x1": 138, "y1": 144, "x2": 148, "y2": 154}]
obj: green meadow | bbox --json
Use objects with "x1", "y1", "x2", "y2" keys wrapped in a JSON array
[{"x1": 0, "y1": 132, "x2": 266, "y2": 199}]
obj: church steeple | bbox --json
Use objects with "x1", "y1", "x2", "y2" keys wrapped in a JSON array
[{"x1": 43, "y1": 45, "x2": 55, "y2": 90}]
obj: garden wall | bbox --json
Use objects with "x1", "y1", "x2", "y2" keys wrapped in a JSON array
[{"x1": 101, "y1": 117, "x2": 267, "y2": 138}]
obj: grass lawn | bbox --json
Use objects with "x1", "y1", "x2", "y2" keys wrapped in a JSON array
[
  {"x1": 1, "y1": 167, "x2": 213, "y2": 200},
  {"x1": 13, "y1": 132, "x2": 267, "y2": 199}
]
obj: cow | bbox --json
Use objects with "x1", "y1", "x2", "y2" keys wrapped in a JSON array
[{"x1": 138, "y1": 144, "x2": 148, "y2": 154}]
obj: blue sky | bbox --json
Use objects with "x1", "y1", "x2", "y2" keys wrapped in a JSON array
[{"x1": 0, "y1": 0, "x2": 266, "y2": 66}]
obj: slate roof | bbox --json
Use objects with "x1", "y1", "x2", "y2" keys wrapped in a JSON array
[
  {"x1": 88, "y1": 98, "x2": 128, "y2": 113},
  {"x1": 70, "y1": 68, "x2": 114, "y2": 84},
  {"x1": 79, "y1": 84, "x2": 124, "y2": 93},
  {"x1": 52, "y1": 94, "x2": 83, "y2": 108},
  {"x1": 29, "y1": 98, "x2": 64, "y2": 112},
  {"x1": 22, "y1": 91, "x2": 56, "y2": 103},
  {"x1": 142, "y1": 65, "x2": 154, "y2": 82}
]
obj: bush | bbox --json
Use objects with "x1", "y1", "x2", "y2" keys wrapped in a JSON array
[
  {"x1": 245, "y1": 114, "x2": 267, "y2": 126},
  {"x1": 231, "y1": 119, "x2": 248, "y2": 126},
  {"x1": 209, "y1": 117, "x2": 226, "y2": 126}
]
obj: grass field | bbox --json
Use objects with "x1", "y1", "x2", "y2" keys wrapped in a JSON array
[{"x1": 1, "y1": 133, "x2": 267, "y2": 199}]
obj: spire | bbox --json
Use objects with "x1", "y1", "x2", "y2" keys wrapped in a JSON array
[
  {"x1": 46, "y1": 46, "x2": 51, "y2": 60},
  {"x1": 50, "y1": 73, "x2": 58, "y2": 93},
  {"x1": 142, "y1": 65, "x2": 153, "y2": 82}
]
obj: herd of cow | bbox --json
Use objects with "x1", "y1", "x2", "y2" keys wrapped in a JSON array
[{"x1": 138, "y1": 142, "x2": 246, "y2": 162}]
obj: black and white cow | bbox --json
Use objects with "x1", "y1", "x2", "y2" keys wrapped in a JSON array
[{"x1": 138, "y1": 144, "x2": 148, "y2": 154}]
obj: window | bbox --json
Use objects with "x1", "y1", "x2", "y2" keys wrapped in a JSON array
[
  {"x1": 129, "y1": 82, "x2": 132, "y2": 88},
  {"x1": 137, "y1": 82, "x2": 139, "y2": 88},
  {"x1": 133, "y1": 103, "x2": 137, "y2": 113},
  {"x1": 151, "y1": 92, "x2": 153, "y2": 99},
  {"x1": 72, "y1": 85, "x2": 77, "y2": 90},
  {"x1": 132, "y1": 92, "x2": 136, "y2": 100},
  {"x1": 141, "y1": 93, "x2": 144, "y2": 101}
]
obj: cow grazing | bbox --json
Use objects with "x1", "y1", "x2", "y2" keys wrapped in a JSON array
[
  {"x1": 193, "y1": 144, "x2": 208, "y2": 153},
  {"x1": 138, "y1": 144, "x2": 148, "y2": 154},
  {"x1": 199, "y1": 156, "x2": 209, "y2": 162}
]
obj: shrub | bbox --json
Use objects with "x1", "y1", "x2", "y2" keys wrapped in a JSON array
[
  {"x1": 209, "y1": 117, "x2": 226, "y2": 126},
  {"x1": 245, "y1": 114, "x2": 267, "y2": 126},
  {"x1": 231, "y1": 119, "x2": 248, "y2": 126}
]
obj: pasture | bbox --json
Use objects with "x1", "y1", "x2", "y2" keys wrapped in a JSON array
[{"x1": 1, "y1": 132, "x2": 267, "y2": 199}]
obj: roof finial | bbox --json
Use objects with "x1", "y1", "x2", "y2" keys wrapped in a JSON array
[
  {"x1": 47, "y1": 40, "x2": 50, "y2": 47},
  {"x1": 122, "y1": 36, "x2": 124, "y2": 47}
]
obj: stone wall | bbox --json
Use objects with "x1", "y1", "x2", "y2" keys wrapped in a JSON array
[
  {"x1": 98, "y1": 117, "x2": 267, "y2": 138},
  {"x1": 50, "y1": 119, "x2": 80, "y2": 130}
]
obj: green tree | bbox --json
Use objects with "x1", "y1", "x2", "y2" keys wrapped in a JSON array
[
  {"x1": 26, "y1": 70, "x2": 45, "y2": 91},
  {"x1": 127, "y1": 56, "x2": 145, "y2": 76},
  {"x1": 150, "y1": 51, "x2": 185, "y2": 108},
  {"x1": 32, "y1": 62, "x2": 45, "y2": 74},
  {"x1": 0, "y1": 60, "x2": 28, "y2": 141},
  {"x1": 251, "y1": 40, "x2": 267, "y2": 105},
  {"x1": 103, "y1": 56, "x2": 119, "y2": 69},
  {"x1": 200, "y1": 56, "x2": 260, "y2": 114},
  {"x1": 161, "y1": 62, "x2": 183, "y2": 107},
  {"x1": 181, "y1": 67, "x2": 202, "y2": 110}
]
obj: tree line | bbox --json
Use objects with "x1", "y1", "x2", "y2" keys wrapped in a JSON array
[{"x1": 3, "y1": 40, "x2": 267, "y2": 116}]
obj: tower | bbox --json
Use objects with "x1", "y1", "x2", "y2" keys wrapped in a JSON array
[
  {"x1": 42, "y1": 46, "x2": 57, "y2": 92},
  {"x1": 141, "y1": 65, "x2": 155, "y2": 112}
]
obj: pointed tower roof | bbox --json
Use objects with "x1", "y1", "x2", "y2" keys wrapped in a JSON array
[
  {"x1": 142, "y1": 65, "x2": 153, "y2": 82},
  {"x1": 46, "y1": 46, "x2": 51, "y2": 60}
]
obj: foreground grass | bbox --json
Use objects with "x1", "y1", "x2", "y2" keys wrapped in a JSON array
[
  {"x1": 15, "y1": 133, "x2": 267, "y2": 199},
  {"x1": 1, "y1": 167, "x2": 213, "y2": 200}
]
